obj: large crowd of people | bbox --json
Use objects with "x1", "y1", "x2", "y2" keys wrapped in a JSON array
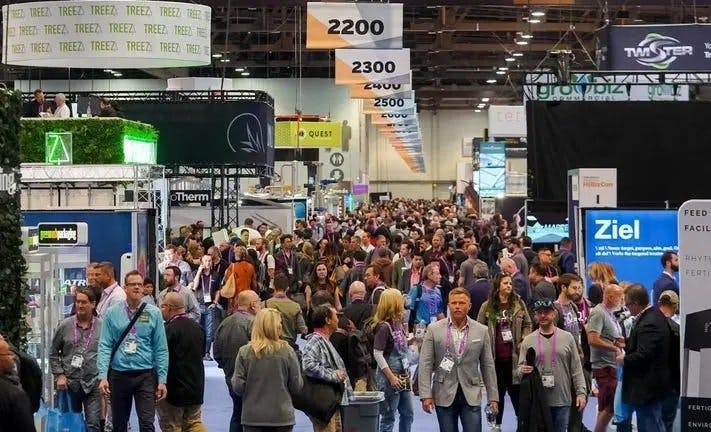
[{"x1": 0, "y1": 198, "x2": 681, "y2": 432}]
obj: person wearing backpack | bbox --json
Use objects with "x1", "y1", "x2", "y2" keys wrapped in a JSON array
[
  {"x1": 407, "y1": 263, "x2": 446, "y2": 331},
  {"x1": 372, "y1": 288, "x2": 415, "y2": 432},
  {"x1": 365, "y1": 264, "x2": 388, "y2": 306}
]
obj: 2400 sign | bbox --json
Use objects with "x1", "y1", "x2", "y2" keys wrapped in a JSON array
[{"x1": 352, "y1": 60, "x2": 396, "y2": 73}]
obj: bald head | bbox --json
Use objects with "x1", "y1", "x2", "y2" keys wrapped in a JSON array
[
  {"x1": 348, "y1": 281, "x2": 366, "y2": 300},
  {"x1": 164, "y1": 292, "x2": 185, "y2": 309},
  {"x1": 500, "y1": 258, "x2": 517, "y2": 275},
  {"x1": 237, "y1": 290, "x2": 260, "y2": 314},
  {"x1": 603, "y1": 283, "x2": 624, "y2": 309},
  {"x1": 0, "y1": 340, "x2": 14, "y2": 374}
]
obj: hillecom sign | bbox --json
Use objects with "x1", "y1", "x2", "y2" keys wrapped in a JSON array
[
  {"x1": 306, "y1": 2, "x2": 402, "y2": 49},
  {"x1": 525, "y1": 73, "x2": 689, "y2": 101},
  {"x1": 335, "y1": 48, "x2": 410, "y2": 85},
  {"x1": 1, "y1": 0, "x2": 211, "y2": 68}
]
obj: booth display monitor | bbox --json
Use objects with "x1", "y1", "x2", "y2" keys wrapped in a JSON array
[{"x1": 584, "y1": 209, "x2": 678, "y2": 295}]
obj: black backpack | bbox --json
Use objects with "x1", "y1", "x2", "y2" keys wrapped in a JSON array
[{"x1": 14, "y1": 348, "x2": 42, "y2": 412}]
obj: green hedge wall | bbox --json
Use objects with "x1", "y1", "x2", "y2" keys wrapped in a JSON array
[
  {"x1": 0, "y1": 89, "x2": 30, "y2": 348},
  {"x1": 19, "y1": 118, "x2": 157, "y2": 164}
]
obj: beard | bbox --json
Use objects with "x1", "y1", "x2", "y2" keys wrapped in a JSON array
[{"x1": 671, "y1": 264, "x2": 679, "y2": 272}]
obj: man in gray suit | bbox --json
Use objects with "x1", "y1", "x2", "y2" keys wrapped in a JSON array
[{"x1": 418, "y1": 287, "x2": 499, "y2": 432}]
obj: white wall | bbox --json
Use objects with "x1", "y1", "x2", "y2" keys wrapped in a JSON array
[
  {"x1": 14, "y1": 78, "x2": 167, "y2": 92},
  {"x1": 368, "y1": 110, "x2": 488, "y2": 199}
]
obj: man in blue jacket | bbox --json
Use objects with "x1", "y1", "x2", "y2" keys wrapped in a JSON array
[
  {"x1": 652, "y1": 251, "x2": 678, "y2": 307},
  {"x1": 97, "y1": 270, "x2": 169, "y2": 432}
]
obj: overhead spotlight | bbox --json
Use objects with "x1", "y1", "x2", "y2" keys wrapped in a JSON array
[
  {"x1": 113, "y1": 72, "x2": 123, "y2": 77},
  {"x1": 475, "y1": 109, "x2": 482, "y2": 113},
  {"x1": 505, "y1": 56, "x2": 516, "y2": 62},
  {"x1": 486, "y1": 78, "x2": 497, "y2": 84},
  {"x1": 220, "y1": 58, "x2": 230, "y2": 63},
  {"x1": 241, "y1": 72, "x2": 250, "y2": 76},
  {"x1": 481, "y1": 97, "x2": 490, "y2": 102},
  {"x1": 515, "y1": 39, "x2": 529, "y2": 45},
  {"x1": 521, "y1": 32, "x2": 533, "y2": 39},
  {"x1": 528, "y1": 17, "x2": 542, "y2": 24},
  {"x1": 513, "y1": 52, "x2": 524, "y2": 57},
  {"x1": 212, "y1": 53, "x2": 223, "y2": 58},
  {"x1": 235, "y1": 67, "x2": 245, "y2": 72},
  {"x1": 499, "y1": 66, "x2": 509, "y2": 71},
  {"x1": 496, "y1": 70, "x2": 506, "y2": 75},
  {"x1": 531, "y1": 10, "x2": 546, "y2": 17},
  {"x1": 103, "y1": 69, "x2": 113, "y2": 73},
  {"x1": 477, "y1": 104, "x2": 486, "y2": 109}
]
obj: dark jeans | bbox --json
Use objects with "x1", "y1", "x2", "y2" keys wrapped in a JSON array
[
  {"x1": 661, "y1": 392, "x2": 679, "y2": 432},
  {"x1": 226, "y1": 377, "x2": 243, "y2": 432},
  {"x1": 201, "y1": 305, "x2": 215, "y2": 354},
  {"x1": 550, "y1": 406, "x2": 571, "y2": 432},
  {"x1": 434, "y1": 386, "x2": 482, "y2": 432},
  {"x1": 65, "y1": 384, "x2": 102, "y2": 432},
  {"x1": 494, "y1": 359, "x2": 520, "y2": 425},
  {"x1": 631, "y1": 401, "x2": 665, "y2": 432},
  {"x1": 109, "y1": 369, "x2": 157, "y2": 432},
  {"x1": 243, "y1": 427, "x2": 293, "y2": 432}
]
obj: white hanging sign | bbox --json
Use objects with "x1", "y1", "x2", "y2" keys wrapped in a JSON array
[
  {"x1": 306, "y1": 2, "x2": 403, "y2": 49},
  {"x1": 335, "y1": 49, "x2": 410, "y2": 85},
  {"x1": 362, "y1": 92, "x2": 416, "y2": 114}
]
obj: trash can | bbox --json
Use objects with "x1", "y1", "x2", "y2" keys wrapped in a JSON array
[{"x1": 343, "y1": 391, "x2": 385, "y2": 432}]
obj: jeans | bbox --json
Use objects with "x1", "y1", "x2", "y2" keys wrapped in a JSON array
[
  {"x1": 200, "y1": 305, "x2": 215, "y2": 354},
  {"x1": 66, "y1": 384, "x2": 102, "y2": 432},
  {"x1": 109, "y1": 369, "x2": 157, "y2": 432},
  {"x1": 434, "y1": 386, "x2": 482, "y2": 432},
  {"x1": 631, "y1": 401, "x2": 665, "y2": 432},
  {"x1": 380, "y1": 388, "x2": 414, "y2": 432},
  {"x1": 494, "y1": 359, "x2": 520, "y2": 425},
  {"x1": 550, "y1": 406, "x2": 571, "y2": 432},
  {"x1": 661, "y1": 392, "x2": 679, "y2": 432},
  {"x1": 226, "y1": 377, "x2": 243, "y2": 432}
]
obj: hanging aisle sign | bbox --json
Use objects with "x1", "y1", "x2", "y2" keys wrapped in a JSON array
[
  {"x1": 335, "y1": 49, "x2": 410, "y2": 85},
  {"x1": 678, "y1": 200, "x2": 711, "y2": 431},
  {"x1": 306, "y1": 2, "x2": 403, "y2": 49},
  {"x1": 350, "y1": 83, "x2": 412, "y2": 99},
  {"x1": 362, "y1": 92, "x2": 416, "y2": 114},
  {"x1": 370, "y1": 112, "x2": 416, "y2": 124},
  {"x1": 1, "y1": 0, "x2": 211, "y2": 68}
]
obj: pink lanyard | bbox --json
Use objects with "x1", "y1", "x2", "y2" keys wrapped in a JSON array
[
  {"x1": 168, "y1": 312, "x2": 188, "y2": 323},
  {"x1": 445, "y1": 321, "x2": 469, "y2": 356},
  {"x1": 536, "y1": 329, "x2": 558, "y2": 368},
  {"x1": 72, "y1": 317, "x2": 96, "y2": 351},
  {"x1": 124, "y1": 303, "x2": 142, "y2": 335}
]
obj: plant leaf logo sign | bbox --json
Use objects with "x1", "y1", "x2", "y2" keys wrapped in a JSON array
[{"x1": 226, "y1": 113, "x2": 274, "y2": 156}]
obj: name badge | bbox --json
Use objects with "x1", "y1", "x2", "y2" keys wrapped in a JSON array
[
  {"x1": 139, "y1": 312, "x2": 150, "y2": 323},
  {"x1": 70, "y1": 354, "x2": 84, "y2": 368},
  {"x1": 287, "y1": 267, "x2": 294, "y2": 275},
  {"x1": 502, "y1": 329, "x2": 513, "y2": 343},
  {"x1": 541, "y1": 373, "x2": 555, "y2": 388},
  {"x1": 124, "y1": 338, "x2": 138, "y2": 355},
  {"x1": 204, "y1": 291, "x2": 212, "y2": 303},
  {"x1": 439, "y1": 356, "x2": 455, "y2": 373}
]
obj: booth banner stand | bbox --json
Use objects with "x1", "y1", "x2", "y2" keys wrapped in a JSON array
[{"x1": 679, "y1": 200, "x2": 711, "y2": 431}]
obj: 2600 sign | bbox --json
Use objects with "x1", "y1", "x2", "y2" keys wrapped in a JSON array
[
  {"x1": 327, "y1": 19, "x2": 384, "y2": 36},
  {"x1": 352, "y1": 60, "x2": 396, "y2": 73}
]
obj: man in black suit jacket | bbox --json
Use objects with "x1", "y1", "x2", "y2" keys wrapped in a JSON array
[
  {"x1": 652, "y1": 250, "x2": 679, "y2": 307},
  {"x1": 619, "y1": 283, "x2": 671, "y2": 432}
]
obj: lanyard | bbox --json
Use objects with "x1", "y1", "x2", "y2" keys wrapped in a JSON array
[
  {"x1": 72, "y1": 317, "x2": 96, "y2": 350},
  {"x1": 124, "y1": 302, "x2": 142, "y2": 335},
  {"x1": 168, "y1": 312, "x2": 188, "y2": 323},
  {"x1": 201, "y1": 274, "x2": 212, "y2": 291},
  {"x1": 604, "y1": 305, "x2": 622, "y2": 335},
  {"x1": 282, "y1": 251, "x2": 293, "y2": 268},
  {"x1": 536, "y1": 329, "x2": 558, "y2": 368},
  {"x1": 445, "y1": 320, "x2": 469, "y2": 356}
]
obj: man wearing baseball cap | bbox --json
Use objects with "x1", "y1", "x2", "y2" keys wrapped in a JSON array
[{"x1": 519, "y1": 299, "x2": 587, "y2": 432}]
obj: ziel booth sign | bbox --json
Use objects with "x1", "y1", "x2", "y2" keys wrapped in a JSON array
[
  {"x1": 37, "y1": 222, "x2": 89, "y2": 246},
  {"x1": 605, "y1": 24, "x2": 711, "y2": 71}
]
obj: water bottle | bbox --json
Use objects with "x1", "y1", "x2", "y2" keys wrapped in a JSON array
[
  {"x1": 485, "y1": 405, "x2": 497, "y2": 430},
  {"x1": 414, "y1": 320, "x2": 426, "y2": 341}
]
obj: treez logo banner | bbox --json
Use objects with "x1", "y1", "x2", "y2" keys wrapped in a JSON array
[{"x1": 606, "y1": 24, "x2": 711, "y2": 71}]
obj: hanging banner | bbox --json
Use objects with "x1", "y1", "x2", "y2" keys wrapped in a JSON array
[
  {"x1": 604, "y1": 24, "x2": 711, "y2": 71},
  {"x1": 275, "y1": 121, "x2": 342, "y2": 148},
  {"x1": 679, "y1": 200, "x2": 711, "y2": 431},
  {"x1": 350, "y1": 82, "x2": 412, "y2": 99},
  {"x1": 306, "y1": 2, "x2": 403, "y2": 49},
  {"x1": 362, "y1": 93, "x2": 416, "y2": 114},
  {"x1": 335, "y1": 48, "x2": 410, "y2": 84},
  {"x1": 1, "y1": 0, "x2": 211, "y2": 68},
  {"x1": 378, "y1": 124, "x2": 419, "y2": 134},
  {"x1": 525, "y1": 73, "x2": 690, "y2": 101},
  {"x1": 370, "y1": 112, "x2": 416, "y2": 124}
]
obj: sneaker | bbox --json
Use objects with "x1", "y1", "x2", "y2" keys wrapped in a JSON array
[
  {"x1": 203, "y1": 353, "x2": 213, "y2": 361},
  {"x1": 491, "y1": 426, "x2": 502, "y2": 432}
]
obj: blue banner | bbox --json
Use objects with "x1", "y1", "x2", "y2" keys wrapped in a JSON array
[
  {"x1": 585, "y1": 209, "x2": 678, "y2": 294},
  {"x1": 606, "y1": 24, "x2": 711, "y2": 71}
]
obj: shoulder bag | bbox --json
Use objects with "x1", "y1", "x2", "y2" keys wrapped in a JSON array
[
  {"x1": 109, "y1": 303, "x2": 147, "y2": 369},
  {"x1": 292, "y1": 337, "x2": 345, "y2": 423}
]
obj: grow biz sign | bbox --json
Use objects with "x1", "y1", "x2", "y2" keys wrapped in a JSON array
[{"x1": 606, "y1": 24, "x2": 711, "y2": 71}]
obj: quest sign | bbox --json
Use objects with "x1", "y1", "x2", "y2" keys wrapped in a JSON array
[{"x1": 1, "y1": 0, "x2": 211, "y2": 68}]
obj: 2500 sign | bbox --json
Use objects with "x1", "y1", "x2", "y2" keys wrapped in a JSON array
[
  {"x1": 352, "y1": 60, "x2": 395, "y2": 73},
  {"x1": 327, "y1": 19, "x2": 384, "y2": 36},
  {"x1": 374, "y1": 98, "x2": 404, "y2": 107}
]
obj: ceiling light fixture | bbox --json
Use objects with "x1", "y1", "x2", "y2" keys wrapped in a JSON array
[
  {"x1": 475, "y1": 109, "x2": 482, "y2": 113},
  {"x1": 515, "y1": 39, "x2": 529, "y2": 45},
  {"x1": 496, "y1": 70, "x2": 506, "y2": 75},
  {"x1": 220, "y1": 58, "x2": 230, "y2": 63},
  {"x1": 528, "y1": 17, "x2": 541, "y2": 24},
  {"x1": 477, "y1": 104, "x2": 486, "y2": 108},
  {"x1": 113, "y1": 73, "x2": 122, "y2": 77},
  {"x1": 212, "y1": 53, "x2": 223, "y2": 58},
  {"x1": 482, "y1": 97, "x2": 490, "y2": 102},
  {"x1": 486, "y1": 78, "x2": 497, "y2": 84},
  {"x1": 241, "y1": 72, "x2": 250, "y2": 76},
  {"x1": 531, "y1": 10, "x2": 546, "y2": 17},
  {"x1": 513, "y1": 52, "x2": 524, "y2": 57},
  {"x1": 103, "y1": 69, "x2": 113, "y2": 73},
  {"x1": 521, "y1": 32, "x2": 533, "y2": 39},
  {"x1": 235, "y1": 67, "x2": 245, "y2": 72},
  {"x1": 505, "y1": 56, "x2": 516, "y2": 62},
  {"x1": 499, "y1": 66, "x2": 509, "y2": 71}
]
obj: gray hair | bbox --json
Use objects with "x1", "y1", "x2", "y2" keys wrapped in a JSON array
[
  {"x1": 473, "y1": 262, "x2": 490, "y2": 279},
  {"x1": 55, "y1": 93, "x2": 66, "y2": 102}
]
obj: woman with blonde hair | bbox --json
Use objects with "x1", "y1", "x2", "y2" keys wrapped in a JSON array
[
  {"x1": 370, "y1": 288, "x2": 414, "y2": 432},
  {"x1": 587, "y1": 262, "x2": 617, "y2": 306},
  {"x1": 232, "y1": 308, "x2": 303, "y2": 432}
]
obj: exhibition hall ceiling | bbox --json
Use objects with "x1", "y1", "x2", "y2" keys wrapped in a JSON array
[{"x1": 1, "y1": 1, "x2": 710, "y2": 109}]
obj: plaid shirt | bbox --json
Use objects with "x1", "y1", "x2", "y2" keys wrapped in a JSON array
[{"x1": 302, "y1": 332, "x2": 352, "y2": 405}]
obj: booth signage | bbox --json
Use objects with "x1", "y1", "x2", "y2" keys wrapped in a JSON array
[
  {"x1": 45, "y1": 131, "x2": 73, "y2": 164},
  {"x1": 37, "y1": 222, "x2": 89, "y2": 246},
  {"x1": 362, "y1": 93, "x2": 416, "y2": 114},
  {"x1": 1, "y1": 0, "x2": 212, "y2": 68},
  {"x1": 350, "y1": 83, "x2": 412, "y2": 99},
  {"x1": 605, "y1": 24, "x2": 711, "y2": 71},
  {"x1": 170, "y1": 189, "x2": 212, "y2": 204},
  {"x1": 679, "y1": 200, "x2": 711, "y2": 430},
  {"x1": 335, "y1": 48, "x2": 410, "y2": 85},
  {"x1": 0, "y1": 168, "x2": 18, "y2": 195},
  {"x1": 306, "y1": 2, "x2": 403, "y2": 49},
  {"x1": 525, "y1": 73, "x2": 690, "y2": 101},
  {"x1": 370, "y1": 112, "x2": 416, "y2": 125},
  {"x1": 488, "y1": 105, "x2": 526, "y2": 138},
  {"x1": 275, "y1": 121, "x2": 342, "y2": 148},
  {"x1": 123, "y1": 136, "x2": 157, "y2": 164}
]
